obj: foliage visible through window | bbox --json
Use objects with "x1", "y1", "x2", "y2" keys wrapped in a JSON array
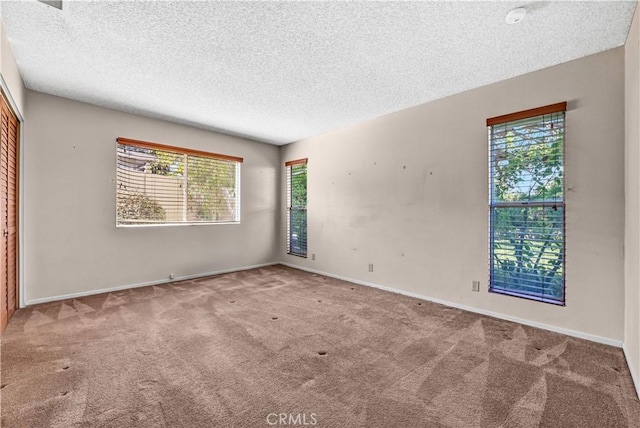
[
  {"x1": 286, "y1": 159, "x2": 307, "y2": 257},
  {"x1": 116, "y1": 138, "x2": 242, "y2": 225},
  {"x1": 489, "y1": 107, "x2": 565, "y2": 304}
]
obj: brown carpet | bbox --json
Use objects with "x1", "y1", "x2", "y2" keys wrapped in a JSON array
[{"x1": 1, "y1": 265, "x2": 639, "y2": 428}]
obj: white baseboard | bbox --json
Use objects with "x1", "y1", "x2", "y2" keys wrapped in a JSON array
[
  {"x1": 280, "y1": 262, "x2": 623, "y2": 349},
  {"x1": 623, "y1": 343, "x2": 640, "y2": 399},
  {"x1": 25, "y1": 262, "x2": 279, "y2": 306}
]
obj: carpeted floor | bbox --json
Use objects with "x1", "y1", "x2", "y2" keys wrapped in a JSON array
[{"x1": 1, "y1": 265, "x2": 639, "y2": 427}]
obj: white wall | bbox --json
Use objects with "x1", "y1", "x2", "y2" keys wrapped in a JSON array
[
  {"x1": 280, "y1": 47, "x2": 626, "y2": 345},
  {"x1": 625, "y1": 5, "x2": 640, "y2": 398},
  {"x1": 24, "y1": 91, "x2": 279, "y2": 303}
]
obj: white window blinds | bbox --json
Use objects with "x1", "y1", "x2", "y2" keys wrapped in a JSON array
[
  {"x1": 488, "y1": 103, "x2": 566, "y2": 304},
  {"x1": 116, "y1": 137, "x2": 242, "y2": 226},
  {"x1": 286, "y1": 158, "x2": 307, "y2": 257}
]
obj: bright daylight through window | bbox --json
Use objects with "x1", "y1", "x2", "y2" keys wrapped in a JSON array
[
  {"x1": 116, "y1": 138, "x2": 242, "y2": 226},
  {"x1": 286, "y1": 159, "x2": 307, "y2": 257},
  {"x1": 488, "y1": 103, "x2": 566, "y2": 304}
]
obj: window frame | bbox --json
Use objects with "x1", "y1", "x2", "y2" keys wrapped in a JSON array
[
  {"x1": 487, "y1": 102, "x2": 567, "y2": 305},
  {"x1": 286, "y1": 158, "x2": 308, "y2": 257},
  {"x1": 116, "y1": 137, "x2": 243, "y2": 227}
]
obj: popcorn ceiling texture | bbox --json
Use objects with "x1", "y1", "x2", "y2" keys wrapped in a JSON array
[{"x1": 1, "y1": 1, "x2": 636, "y2": 144}]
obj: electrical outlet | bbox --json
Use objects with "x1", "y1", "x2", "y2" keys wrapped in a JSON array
[
  {"x1": 312, "y1": 253, "x2": 316, "y2": 261},
  {"x1": 472, "y1": 280, "x2": 480, "y2": 292},
  {"x1": 368, "y1": 263, "x2": 374, "y2": 272},
  {"x1": 169, "y1": 273, "x2": 175, "y2": 280}
]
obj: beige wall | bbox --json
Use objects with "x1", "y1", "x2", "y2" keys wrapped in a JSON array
[
  {"x1": 24, "y1": 90, "x2": 279, "y2": 302},
  {"x1": 0, "y1": 21, "x2": 25, "y2": 117},
  {"x1": 280, "y1": 47, "x2": 626, "y2": 344},
  {"x1": 625, "y1": 5, "x2": 640, "y2": 398}
]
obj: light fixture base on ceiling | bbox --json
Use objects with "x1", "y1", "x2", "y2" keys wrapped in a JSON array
[
  {"x1": 37, "y1": 1, "x2": 62, "y2": 11},
  {"x1": 505, "y1": 7, "x2": 527, "y2": 25}
]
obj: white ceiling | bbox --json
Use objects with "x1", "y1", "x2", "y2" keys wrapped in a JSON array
[{"x1": 1, "y1": 1, "x2": 636, "y2": 145}]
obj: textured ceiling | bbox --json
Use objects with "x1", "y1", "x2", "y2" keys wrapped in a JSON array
[{"x1": 1, "y1": 1, "x2": 636, "y2": 145}]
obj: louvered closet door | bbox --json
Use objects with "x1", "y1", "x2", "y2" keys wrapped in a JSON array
[
  {"x1": 1, "y1": 94, "x2": 18, "y2": 333},
  {"x1": 0, "y1": 99, "x2": 6, "y2": 331}
]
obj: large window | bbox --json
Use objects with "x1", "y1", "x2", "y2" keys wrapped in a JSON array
[
  {"x1": 488, "y1": 103, "x2": 566, "y2": 304},
  {"x1": 286, "y1": 158, "x2": 307, "y2": 257},
  {"x1": 116, "y1": 137, "x2": 242, "y2": 226}
]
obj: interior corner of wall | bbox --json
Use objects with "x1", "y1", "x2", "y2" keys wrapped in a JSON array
[{"x1": 623, "y1": 341, "x2": 640, "y2": 399}]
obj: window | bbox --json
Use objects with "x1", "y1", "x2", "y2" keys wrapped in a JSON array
[
  {"x1": 488, "y1": 102, "x2": 566, "y2": 304},
  {"x1": 286, "y1": 158, "x2": 307, "y2": 257},
  {"x1": 116, "y1": 137, "x2": 242, "y2": 226}
]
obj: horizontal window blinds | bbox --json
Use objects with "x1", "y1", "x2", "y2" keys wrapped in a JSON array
[
  {"x1": 286, "y1": 159, "x2": 307, "y2": 257},
  {"x1": 488, "y1": 103, "x2": 566, "y2": 304},
  {"x1": 116, "y1": 137, "x2": 242, "y2": 225}
]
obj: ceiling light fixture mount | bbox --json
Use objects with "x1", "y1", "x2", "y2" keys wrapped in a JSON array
[
  {"x1": 37, "y1": 1, "x2": 63, "y2": 11},
  {"x1": 505, "y1": 7, "x2": 527, "y2": 25}
]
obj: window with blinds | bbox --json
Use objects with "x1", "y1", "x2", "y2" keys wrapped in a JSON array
[
  {"x1": 286, "y1": 159, "x2": 307, "y2": 257},
  {"x1": 116, "y1": 137, "x2": 242, "y2": 226},
  {"x1": 488, "y1": 103, "x2": 566, "y2": 305}
]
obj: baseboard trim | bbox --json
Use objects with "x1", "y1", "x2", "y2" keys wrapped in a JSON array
[
  {"x1": 25, "y1": 262, "x2": 279, "y2": 306},
  {"x1": 280, "y1": 262, "x2": 623, "y2": 348},
  {"x1": 623, "y1": 343, "x2": 640, "y2": 399}
]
